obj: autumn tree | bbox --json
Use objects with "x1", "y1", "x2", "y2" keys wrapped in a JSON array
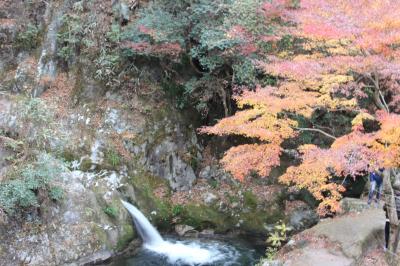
[{"x1": 201, "y1": 0, "x2": 400, "y2": 216}]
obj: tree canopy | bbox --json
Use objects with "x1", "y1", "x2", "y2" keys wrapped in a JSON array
[{"x1": 200, "y1": 0, "x2": 400, "y2": 215}]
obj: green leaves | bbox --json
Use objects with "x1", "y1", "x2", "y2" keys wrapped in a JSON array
[
  {"x1": 0, "y1": 153, "x2": 66, "y2": 215},
  {"x1": 16, "y1": 23, "x2": 40, "y2": 50},
  {"x1": 17, "y1": 98, "x2": 58, "y2": 149},
  {"x1": 262, "y1": 221, "x2": 290, "y2": 262},
  {"x1": 103, "y1": 205, "x2": 118, "y2": 218}
]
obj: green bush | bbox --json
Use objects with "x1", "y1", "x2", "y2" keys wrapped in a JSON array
[
  {"x1": 49, "y1": 186, "x2": 64, "y2": 201},
  {"x1": 121, "y1": 0, "x2": 273, "y2": 116},
  {"x1": 57, "y1": 14, "x2": 84, "y2": 61},
  {"x1": 243, "y1": 190, "x2": 258, "y2": 209},
  {"x1": 16, "y1": 23, "x2": 40, "y2": 50},
  {"x1": 0, "y1": 153, "x2": 66, "y2": 215},
  {"x1": 94, "y1": 48, "x2": 121, "y2": 86},
  {"x1": 17, "y1": 98, "x2": 59, "y2": 149},
  {"x1": 57, "y1": 7, "x2": 96, "y2": 62}
]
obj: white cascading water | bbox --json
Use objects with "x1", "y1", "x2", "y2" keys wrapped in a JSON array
[{"x1": 121, "y1": 200, "x2": 230, "y2": 265}]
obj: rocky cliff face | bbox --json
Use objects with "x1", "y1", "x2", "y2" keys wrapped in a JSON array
[
  {"x1": 0, "y1": 1, "x2": 317, "y2": 265},
  {"x1": 0, "y1": 1, "x2": 201, "y2": 264}
]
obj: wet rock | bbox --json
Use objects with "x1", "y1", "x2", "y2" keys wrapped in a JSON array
[
  {"x1": 0, "y1": 169, "x2": 136, "y2": 266},
  {"x1": 262, "y1": 260, "x2": 283, "y2": 266},
  {"x1": 200, "y1": 229, "x2": 215, "y2": 236},
  {"x1": 68, "y1": 249, "x2": 113, "y2": 266},
  {"x1": 175, "y1": 224, "x2": 195, "y2": 237}
]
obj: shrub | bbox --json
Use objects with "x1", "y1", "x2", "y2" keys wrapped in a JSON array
[
  {"x1": 257, "y1": 221, "x2": 289, "y2": 264},
  {"x1": 122, "y1": 0, "x2": 265, "y2": 116},
  {"x1": 16, "y1": 97, "x2": 59, "y2": 149},
  {"x1": 56, "y1": 6, "x2": 96, "y2": 63},
  {"x1": 0, "y1": 153, "x2": 67, "y2": 215},
  {"x1": 16, "y1": 23, "x2": 40, "y2": 50},
  {"x1": 94, "y1": 48, "x2": 121, "y2": 86},
  {"x1": 49, "y1": 186, "x2": 64, "y2": 201}
]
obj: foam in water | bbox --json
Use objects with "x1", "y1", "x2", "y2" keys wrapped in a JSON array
[{"x1": 121, "y1": 200, "x2": 236, "y2": 265}]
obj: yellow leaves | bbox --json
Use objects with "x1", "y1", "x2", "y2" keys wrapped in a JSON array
[
  {"x1": 371, "y1": 113, "x2": 400, "y2": 168},
  {"x1": 298, "y1": 144, "x2": 318, "y2": 154},
  {"x1": 303, "y1": 74, "x2": 353, "y2": 94},
  {"x1": 302, "y1": 39, "x2": 357, "y2": 56},
  {"x1": 351, "y1": 112, "x2": 375, "y2": 130},
  {"x1": 317, "y1": 95, "x2": 357, "y2": 110},
  {"x1": 280, "y1": 163, "x2": 344, "y2": 215},
  {"x1": 199, "y1": 107, "x2": 297, "y2": 145}
]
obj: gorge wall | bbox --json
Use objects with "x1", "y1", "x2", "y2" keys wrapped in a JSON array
[{"x1": 0, "y1": 1, "x2": 317, "y2": 265}]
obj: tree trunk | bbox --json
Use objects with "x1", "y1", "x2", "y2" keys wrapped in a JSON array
[
  {"x1": 383, "y1": 169, "x2": 399, "y2": 225},
  {"x1": 383, "y1": 168, "x2": 400, "y2": 255},
  {"x1": 218, "y1": 87, "x2": 229, "y2": 117}
]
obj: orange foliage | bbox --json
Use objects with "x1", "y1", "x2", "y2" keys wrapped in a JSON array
[
  {"x1": 281, "y1": 162, "x2": 345, "y2": 216},
  {"x1": 290, "y1": 0, "x2": 400, "y2": 52},
  {"x1": 221, "y1": 144, "x2": 281, "y2": 181},
  {"x1": 201, "y1": 0, "x2": 400, "y2": 215}
]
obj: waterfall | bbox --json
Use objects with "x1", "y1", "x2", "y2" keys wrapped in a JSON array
[
  {"x1": 120, "y1": 200, "x2": 163, "y2": 245},
  {"x1": 121, "y1": 200, "x2": 228, "y2": 265}
]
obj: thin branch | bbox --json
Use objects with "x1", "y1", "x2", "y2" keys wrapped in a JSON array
[
  {"x1": 379, "y1": 89, "x2": 390, "y2": 112},
  {"x1": 294, "y1": 127, "x2": 337, "y2": 140},
  {"x1": 372, "y1": 70, "x2": 390, "y2": 113},
  {"x1": 364, "y1": 73, "x2": 388, "y2": 112}
]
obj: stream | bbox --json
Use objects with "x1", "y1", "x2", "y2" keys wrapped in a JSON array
[
  {"x1": 111, "y1": 237, "x2": 260, "y2": 266},
  {"x1": 118, "y1": 200, "x2": 262, "y2": 266}
]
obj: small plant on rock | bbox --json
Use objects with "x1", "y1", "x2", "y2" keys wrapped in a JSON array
[
  {"x1": 259, "y1": 221, "x2": 290, "y2": 264},
  {"x1": 103, "y1": 205, "x2": 118, "y2": 218}
]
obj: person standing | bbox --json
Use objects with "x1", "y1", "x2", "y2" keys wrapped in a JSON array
[{"x1": 368, "y1": 167, "x2": 384, "y2": 205}]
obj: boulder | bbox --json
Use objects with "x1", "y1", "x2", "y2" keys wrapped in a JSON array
[
  {"x1": 200, "y1": 229, "x2": 215, "y2": 236},
  {"x1": 340, "y1": 197, "x2": 372, "y2": 214},
  {"x1": 277, "y1": 199, "x2": 385, "y2": 266},
  {"x1": 175, "y1": 224, "x2": 196, "y2": 237},
  {"x1": 288, "y1": 209, "x2": 319, "y2": 233}
]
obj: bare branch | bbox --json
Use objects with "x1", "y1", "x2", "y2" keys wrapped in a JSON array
[
  {"x1": 294, "y1": 127, "x2": 337, "y2": 140},
  {"x1": 379, "y1": 89, "x2": 390, "y2": 112}
]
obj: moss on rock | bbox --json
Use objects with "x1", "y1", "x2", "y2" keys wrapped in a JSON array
[{"x1": 116, "y1": 223, "x2": 135, "y2": 251}]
